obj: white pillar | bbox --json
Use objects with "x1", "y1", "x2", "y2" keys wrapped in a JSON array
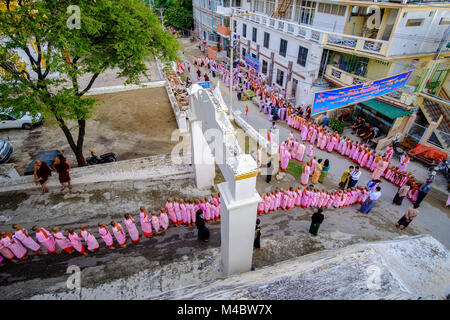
[
  {"x1": 218, "y1": 175, "x2": 261, "y2": 276},
  {"x1": 189, "y1": 120, "x2": 215, "y2": 189}
]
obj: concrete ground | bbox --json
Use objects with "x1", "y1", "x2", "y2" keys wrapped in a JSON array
[{"x1": 0, "y1": 86, "x2": 178, "y2": 175}]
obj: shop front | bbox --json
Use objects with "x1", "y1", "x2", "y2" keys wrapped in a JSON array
[{"x1": 353, "y1": 99, "x2": 413, "y2": 139}]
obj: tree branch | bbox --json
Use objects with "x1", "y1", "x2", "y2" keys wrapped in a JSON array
[{"x1": 77, "y1": 72, "x2": 101, "y2": 96}]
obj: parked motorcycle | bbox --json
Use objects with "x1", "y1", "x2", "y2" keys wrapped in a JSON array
[
  {"x1": 86, "y1": 150, "x2": 117, "y2": 165},
  {"x1": 392, "y1": 135, "x2": 405, "y2": 159},
  {"x1": 428, "y1": 159, "x2": 449, "y2": 179}
]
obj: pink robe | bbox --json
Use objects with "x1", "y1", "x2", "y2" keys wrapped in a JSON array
[
  {"x1": 297, "y1": 143, "x2": 306, "y2": 161},
  {"x1": 35, "y1": 228, "x2": 56, "y2": 253},
  {"x1": 257, "y1": 200, "x2": 264, "y2": 214},
  {"x1": 160, "y1": 212, "x2": 169, "y2": 230},
  {"x1": 165, "y1": 201, "x2": 177, "y2": 224},
  {"x1": 326, "y1": 136, "x2": 337, "y2": 153},
  {"x1": 398, "y1": 155, "x2": 410, "y2": 172},
  {"x1": 280, "y1": 150, "x2": 291, "y2": 171},
  {"x1": 372, "y1": 160, "x2": 388, "y2": 180},
  {"x1": 275, "y1": 193, "x2": 282, "y2": 209},
  {"x1": 316, "y1": 132, "x2": 323, "y2": 148},
  {"x1": 0, "y1": 241, "x2": 15, "y2": 260},
  {"x1": 292, "y1": 141, "x2": 299, "y2": 160},
  {"x1": 319, "y1": 134, "x2": 328, "y2": 150},
  {"x1": 301, "y1": 124, "x2": 308, "y2": 141},
  {"x1": 81, "y1": 229, "x2": 99, "y2": 251},
  {"x1": 53, "y1": 231, "x2": 73, "y2": 251},
  {"x1": 98, "y1": 227, "x2": 114, "y2": 247},
  {"x1": 1, "y1": 236, "x2": 27, "y2": 259},
  {"x1": 68, "y1": 232, "x2": 85, "y2": 253},
  {"x1": 14, "y1": 229, "x2": 40, "y2": 252},
  {"x1": 307, "y1": 145, "x2": 314, "y2": 157},
  {"x1": 270, "y1": 194, "x2": 276, "y2": 211},
  {"x1": 124, "y1": 218, "x2": 140, "y2": 243},
  {"x1": 140, "y1": 211, "x2": 153, "y2": 236},
  {"x1": 112, "y1": 224, "x2": 127, "y2": 246},
  {"x1": 300, "y1": 165, "x2": 310, "y2": 186},
  {"x1": 173, "y1": 202, "x2": 182, "y2": 224},
  {"x1": 366, "y1": 154, "x2": 374, "y2": 169},
  {"x1": 205, "y1": 202, "x2": 212, "y2": 221},
  {"x1": 360, "y1": 152, "x2": 369, "y2": 168},
  {"x1": 295, "y1": 190, "x2": 302, "y2": 206}
]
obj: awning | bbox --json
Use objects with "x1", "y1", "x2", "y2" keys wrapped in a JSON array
[{"x1": 360, "y1": 99, "x2": 412, "y2": 120}]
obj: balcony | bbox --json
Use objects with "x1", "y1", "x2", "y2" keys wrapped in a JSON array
[
  {"x1": 323, "y1": 34, "x2": 389, "y2": 57},
  {"x1": 324, "y1": 64, "x2": 417, "y2": 107},
  {"x1": 217, "y1": 24, "x2": 230, "y2": 38}
]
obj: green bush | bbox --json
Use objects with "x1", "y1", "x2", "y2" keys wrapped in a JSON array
[{"x1": 328, "y1": 118, "x2": 347, "y2": 134}]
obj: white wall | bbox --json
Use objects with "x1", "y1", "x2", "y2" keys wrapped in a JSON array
[{"x1": 390, "y1": 10, "x2": 450, "y2": 57}]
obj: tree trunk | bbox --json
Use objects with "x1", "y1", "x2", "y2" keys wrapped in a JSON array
[{"x1": 57, "y1": 120, "x2": 86, "y2": 167}]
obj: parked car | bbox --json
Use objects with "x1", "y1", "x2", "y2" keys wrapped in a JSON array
[
  {"x1": 24, "y1": 149, "x2": 60, "y2": 176},
  {"x1": 0, "y1": 139, "x2": 13, "y2": 164},
  {"x1": 0, "y1": 108, "x2": 43, "y2": 130}
]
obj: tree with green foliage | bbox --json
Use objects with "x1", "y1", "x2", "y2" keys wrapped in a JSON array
[
  {"x1": 0, "y1": 0, "x2": 179, "y2": 166},
  {"x1": 154, "y1": 0, "x2": 193, "y2": 30}
]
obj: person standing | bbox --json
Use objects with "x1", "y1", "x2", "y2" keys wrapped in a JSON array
[
  {"x1": 52, "y1": 227, "x2": 74, "y2": 253},
  {"x1": 32, "y1": 225, "x2": 57, "y2": 254},
  {"x1": 196, "y1": 210, "x2": 210, "y2": 243},
  {"x1": 52, "y1": 153, "x2": 72, "y2": 191},
  {"x1": 124, "y1": 214, "x2": 141, "y2": 244},
  {"x1": 80, "y1": 226, "x2": 100, "y2": 253},
  {"x1": 67, "y1": 228, "x2": 88, "y2": 256},
  {"x1": 393, "y1": 182, "x2": 411, "y2": 206},
  {"x1": 33, "y1": 160, "x2": 53, "y2": 194},
  {"x1": 318, "y1": 159, "x2": 330, "y2": 183},
  {"x1": 309, "y1": 208, "x2": 324, "y2": 236},
  {"x1": 416, "y1": 180, "x2": 432, "y2": 205},
  {"x1": 311, "y1": 159, "x2": 323, "y2": 184},
  {"x1": 254, "y1": 219, "x2": 262, "y2": 250},
  {"x1": 266, "y1": 158, "x2": 273, "y2": 183},
  {"x1": 111, "y1": 221, "x2": 127, "y2": 247},
  {"x1": 1, "y1": 232, "x2": 27, "y2": 260},
  {"x1": 396, "y1": 203, "x2": 420, "y2": 230},
  {"x1": 359, "y1": 187, "x2": 381, "y2": 214},
  {"x1": 348, "y1": 166, "x2": 361, "y2": 188},
  {"x1": 139, "y1": 207, "x2": 153, "y2": 238},
  {"x1": 372, "y1": 157, "x2": 389, "y2": 180},
  {"x1": 339, "y1": 166, "x2": 354, "y2": 190}
]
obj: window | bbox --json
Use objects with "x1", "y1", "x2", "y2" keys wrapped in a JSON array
[
  {"x1": 254, "y1": 0, "x2": 265, "y2": 13},
  {"x1": 233, "y1": 20, "x2": 237, "y2": 33},
  {"x1": 262, "y1": 60, "x2": 268, "y2": 75},
  {"x1": 295, "y1": 0, "x2": 315, "y2": 25},
  {"x1": 439, "y1": 18, "x2": 450, "y2": 25},
  {"x1": 252, "y1": 27, "x2": 257, "y2": 42},
  {"x1": 297, "y1": 45, "x2": 308, "y2": 67},
  {"x1": 266, "y1": 0, "x2": 275, "y2": 16},
  {"x1": 279, "y1": 39, "x2": 288, "y2": 57},
  {"x1": 264, "y1": 32, "x2": 270, "y2": 48},
  {"x1": 252, "y1": 53, "x2": 257, "y2": 59},
  {"x1": 242, "y1": 47, "x2": 246, "y2": 58},
  {"x1": 276, "y1": 69, "x2": 284, "y2": 86},
  {"x1": 242, "y1": 23, "x2": 247, "y2": 37},
  {"x1": 406, "y1": 19, "x2": 424, "y2": 27}
]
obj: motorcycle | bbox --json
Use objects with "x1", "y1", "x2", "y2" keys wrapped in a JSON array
[
  {"x1": 392, "y1": 135, "x2": 405, "y2": 159},
  {"x1": 86, "y1": 150, "x2": 117, "y2": 165},
  {"x1": 428, "y1": 159, "x2": 449, "y2": 180}
]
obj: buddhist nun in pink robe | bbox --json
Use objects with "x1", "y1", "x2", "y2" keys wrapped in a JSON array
[
  {"x1": 124, "y1": 214, "x2": 140, "y2": 243},
  {"x1": 80, "y1": 227, "x2": 99, "y2": 252},
  {"x1": 257, "y1": 195, "x2": 265, "y2": 215},
  {"x1": 67, "y1": 229, "x2": 88, "y2": 255},
  {"x1": 280, "y1": 150, "x2": 291, "y2": 171},
  {"x1": 295, "y1": 189, "x2": 302, "y2": 207},
  {"x1": 300, "y1": 164, "x2": 311, "y2": 186},
  {"x1": 97, "y1": 224, "x2": 114, "y2": 249},
  {"x1": 204, "y1": 201, "x2": 212, "y2": 222},
  {"x1": 173, "y1": 200, "x2": 183, "y2": 225},
  {"x1": 32, "y1": 226, "x2": 56, "y2": 253},
  {"x1": 307, "y1": 144, "x2": 314, "y2": 157},
  {"x1": 326, "y1": 135, "x2": 337, "y2": 153},
  {"x1": 1, "y1": 232, "x2": 27, "y2": 260},
  {"x1": 159, "y1": 209, "x2": 169, "y2": 231},
  {"x1": 139, "y1": 207, "x2": 153, "y2": 237},
  {"x1": 52, "y1": 228, "x2": 74, "y2": 253},
  {"x1": 372, "y1": 158, "x2": 389, "y2": 180},
  {"x1": 13, "y1": 225, "x2": 41, "y2": 253},
  {"x1": 165, "y1": 199, "x2": 177, "y2": 225},
  {"x1": 180, "y1": 200, "x2": 189, "y2": 225},
  {"x1": 296, "y1": 143, "x2": 306, "y2": 161},
  {"x1": 111, "y1": 222, "x2": 127, "y2": 247},
  {"x1": 0, "y1": 240, "x2": 16, "y2": 262}
]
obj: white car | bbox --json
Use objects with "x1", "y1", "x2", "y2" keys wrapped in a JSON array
[{"x1": 0, "y1": 109, "x2": 43, "y2": 130}]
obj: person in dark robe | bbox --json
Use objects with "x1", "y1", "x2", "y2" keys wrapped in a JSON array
[
  {"x1": 361, "y1": 126, "x2": 374, "y2": 144},
  {"x1": 196, "y1": 209, "x2": 210, "y2": 242},
  {"x1": 351, "y1": 117, "x2": 364, "y2": 134},
  {"x1": 254, "y1": 219, "x2": 261, "y2": 249},
  {"x1": 309, "y1": 208, "x2": 324, "y2": 236},
  {"x1": 52, "y1": 152, "x2": 72, "y2": 191},
  {"x1": 393, "y1": 182, "x2": 410, "y2": 206},
  {"x1": 204, "y1": 73, "x2": 209, "y2": 82},
  {"x1": 34, "y1": 160, "x2": 53, "y2": 194},
  {"x1": 266, "y1": 158, "x2": 273, "y2": 183},
  {"x1": 305, "y1": 105, "x2": 311, "y2": 120}
]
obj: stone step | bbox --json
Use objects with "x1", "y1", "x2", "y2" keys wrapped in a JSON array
[{"x1": 0, "y1": 153, "x2": 193, "y2": 193}]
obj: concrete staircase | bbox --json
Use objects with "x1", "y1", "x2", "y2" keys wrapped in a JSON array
[
  {"x1": 419, "y1": 99, "x2": 450, "y2": 149},
  {"x1": 0, "y1": 153, "x2": 193, "y2": 193}
]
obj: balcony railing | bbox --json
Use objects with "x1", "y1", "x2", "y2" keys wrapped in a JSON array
[{"x1": 227, "y1": 7, "x2": 391, "y2": 57}]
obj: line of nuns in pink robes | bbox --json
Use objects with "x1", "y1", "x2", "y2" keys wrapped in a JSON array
[
  {"x1": 0, "y1": 195, "x2": 221, "y2": 264},
  {"x1": 257, "y1": 185, "x2": 371, "y2": 215}
]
